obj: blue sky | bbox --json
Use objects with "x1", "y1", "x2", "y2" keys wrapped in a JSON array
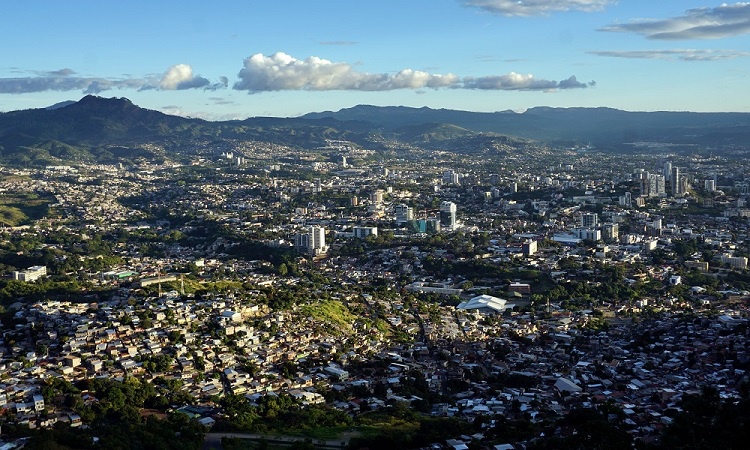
[{"x1": 1, "y1": 1, "x2": 749, "y2": 118}]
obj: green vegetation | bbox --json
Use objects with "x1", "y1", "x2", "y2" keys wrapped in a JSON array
[
  {"x1": 0, "y1": 192, "x2": 52, "y2": 225},
  {"x1": 218, "y1": 393, "x2": 353, "y2": 435},
  {"x1": 300, "y1": 300, "x2": 356, "y2": 335},
  {"x1": 11, "y1": 377, "x2": 204, "y2": 450},
  {"x1": 347, "y1": 406, "x2": 474, "y2": 450}
]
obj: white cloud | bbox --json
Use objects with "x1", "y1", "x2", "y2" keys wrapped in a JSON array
[
  {"x1": 589, "y1": 49, "x2": 750, "y2": 61},
  {"x1": 462, "y1": 0, "x2": 613, "y2": 17},
  {"x1": 600, "y1": 3, "x2": 750, "y2": 40},
  {"x1": 233, "y1": 52, "x2": 591, "y2": 93},
  {"x1": 463, "y1": 73, "x2": 593, "y2": 90},
  {"x1": 159, "y1": 64, "x2": 208, "y2": 90},
  {"x1": 0, "y1": 64, "x2": 226, "y2": 94},
  {"x1": 234, "y1": 52, "x2": 460, "y2": 92}
]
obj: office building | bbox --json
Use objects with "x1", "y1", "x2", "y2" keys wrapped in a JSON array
[
  {"x1": 395, "y1": 204, "x2": 414, "y2": 225},
  {"x1": 581, "y1": 213, "x2": 598, "y2": 229},
  {"x1": 443, "y1": 170, "x2": 460, "y2": 186},
  {"x1": 352, "y1": 226, "x2": 378, "y2": 239},
  {"x1": 12, "y1": 265, "x2": 47, "y2": 282},
  {"x1": 439, "y1": 201, "x2": 457, "y2": 230},
  {"x1": 295, "y1": 226, "x2": 328, "y2": 256},
  {"x1": 602, "y1": 223, "x2": 619, "y2": 242},
  {"x1": 672, "y1": 167, "x2": 682, "y2": 195},
  {"x1": 663, "y1": 161, "x2": 673, "y2": 182}
]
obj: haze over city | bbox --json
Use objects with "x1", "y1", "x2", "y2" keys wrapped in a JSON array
[{"x1": 2, "y1": 0, "x2": 750, "y2": 119}]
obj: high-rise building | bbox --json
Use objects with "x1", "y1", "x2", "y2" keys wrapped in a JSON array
[
  {"x1": 602, "y1": 223, "x2": 619, "y2": 241},
  {"x1": 672, "y1": 166, "x2": 682, "y2": 195},
  {"x1": 295, "y1": 226, "x2": 327, "y2": 256},
  {"x1": 663, "y1": 161, "x2": 673, "y2": 182},
  {"x1": 647, "y1": 174, "x2": 666, "y2": 197},
  {"x1": 370, "y1": 190, "x2": 384, "y2": 204},
  {"x1": 443, "y1": 170, "x2": 460, "y2": 185},
  {"x1": 705, "y1": 179, "x2": 716, "y2": 192},
  {"x1": 439, "y1": 201, "x2": 457, "y2": 230},
  {"x1": 395, "y1": 204, "x2": 414, "y2": 225},
  {"x1": 522, "y1": 240, "x2": 538, "y2": 256},
  {"x1": 581, "y1": 213, "x2": 598, "y2": 229}
]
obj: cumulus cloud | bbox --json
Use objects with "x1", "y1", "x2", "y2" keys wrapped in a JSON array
[
  {"x1": 0, "y1": 64, "x2": 226, "y2": 94},
  {"x1": 590, "y1": 48, "x2": 750, "y2": 61},
  {"x1": 463, "y1": 73, "x2": 594, "y2": 90},
  {"x1": 600, "y1": 3, "x2": 750, "y2": 40},
  {"x1": 234, "y1": 52, "x2": 460, "y2": 91},
  {"x1": 462, "y1": 0, "x2": 613, "y2": 16},
  {"x1": 233, "y1": 52, "x2": 592, "y2": 93},
  {"x1": 157, "y1": 64, "x2": 211, "y2": 90}
]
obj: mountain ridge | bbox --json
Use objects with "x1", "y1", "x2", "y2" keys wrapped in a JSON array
[{"x1": 1, "y1": 96, "x2": 749, "y2": 167}]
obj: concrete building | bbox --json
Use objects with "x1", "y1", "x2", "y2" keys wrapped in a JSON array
[
  {"x1": 395, "y1": 204, "x2": 414, "y2": 225},
  {"x1": 295, "y1": 226, "x2": 328, "y2": 256},
  {"x1": 522, "y1": 240, "x2": 538, "y2": 256},
  {"x1": 12, "y1": 265, "x2": 47, "y2": 282},
  {"x1": 440, "y1": 201, "x2": 457, "y2": 231},
  {"x1": 581, "y1": 213, "x2": 598, "y2": 229},
  {"x1": 352, "y1": 226, "x2": 378, "y2": 239},
  {"x1": 457, "y1": 294, "x2": 514, "y2": 315},
  {"x1": 602, "y1": 223, "x2": 619, "y2": 242}
]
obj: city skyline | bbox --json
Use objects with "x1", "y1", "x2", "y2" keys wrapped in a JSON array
[{"x1": 2, "y1": 1, "x2": 749, "y2": 119}]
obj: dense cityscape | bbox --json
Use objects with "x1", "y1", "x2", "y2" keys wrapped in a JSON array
[{"x1": 0, "y1": 130, "x2": 748, "y2": 450}]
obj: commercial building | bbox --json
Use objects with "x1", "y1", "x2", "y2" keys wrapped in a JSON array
[
  {"x1": 395, "y1": 204, "x2": 414, "y2": 225},
  {"x1": 440, "y1": 201, "x2": 457, "y2": 231},
  {"x1": 295, "y1": 226, "x2": 328, "y2": 256},
  {"x1": 12, "y1": 265, "x2": 47, "y2": 282}
]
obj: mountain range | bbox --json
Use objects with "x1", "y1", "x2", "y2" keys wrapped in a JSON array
[{"x1": 0, "y1": 95, "x2": 748, "y2": 166}]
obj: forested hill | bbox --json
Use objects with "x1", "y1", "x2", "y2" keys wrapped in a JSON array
[
  {"x1": 1, "y1": 95, "x2": 749, "y2": 167},
  {"x1": 303, "y1": 104, "x2": 750, "y2": 147}
]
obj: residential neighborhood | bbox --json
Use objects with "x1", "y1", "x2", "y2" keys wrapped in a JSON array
[{"x1": 0, "y1": 141, "x2": 749, "y2": 449}]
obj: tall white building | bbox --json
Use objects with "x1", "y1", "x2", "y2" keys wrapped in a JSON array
[
  {"x1": 663, "y1": 161, "x2": 673, "y2": 182},
  {"x1": 443, "y1": 170, "x2": 460, "y2": 185},
  {"x1": 395, "y1": 204, "x2": 414, "y2": 225},
  {"x1": 672, "y1": 166, "x2": 683, "y2": 195},
  {"x1": 602, "y1": 223, "x2": 619, "y2": 241},
  {"x1": 295, "y1": 226, "x2": 328, "y2": 256},
  {"x1": 643, "y1": 173, "x2": 666, "y2": 197},
  {"x1": 439, "y1": 201, "x2": 457, "y2": 230},
  {"x1": 619, "y1": 191, "x2": 632, "y2": 207}
]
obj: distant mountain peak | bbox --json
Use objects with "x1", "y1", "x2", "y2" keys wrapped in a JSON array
[
  {"x1": 46, "y1": 100, "x2": 76, "y2": 110},
  {"x1": 75, "y1": 95, "x2": 135, "y2": 107}
]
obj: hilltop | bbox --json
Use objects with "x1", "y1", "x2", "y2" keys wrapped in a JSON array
[{"x1": 1, "y1": 96, "x2": 749, "y2": 166}]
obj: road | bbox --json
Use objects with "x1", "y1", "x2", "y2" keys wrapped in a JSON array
[{"x1": 202, "y1": 432, "x2": 353, "y2": 450}]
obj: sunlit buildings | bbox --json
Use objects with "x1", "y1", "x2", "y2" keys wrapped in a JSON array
[
  {"x1": 295, "y1": 226, "x2": 328, "y2": 256},
  {"x1": 439, "y1": 201, "x2": 457, "y2": 231}
]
